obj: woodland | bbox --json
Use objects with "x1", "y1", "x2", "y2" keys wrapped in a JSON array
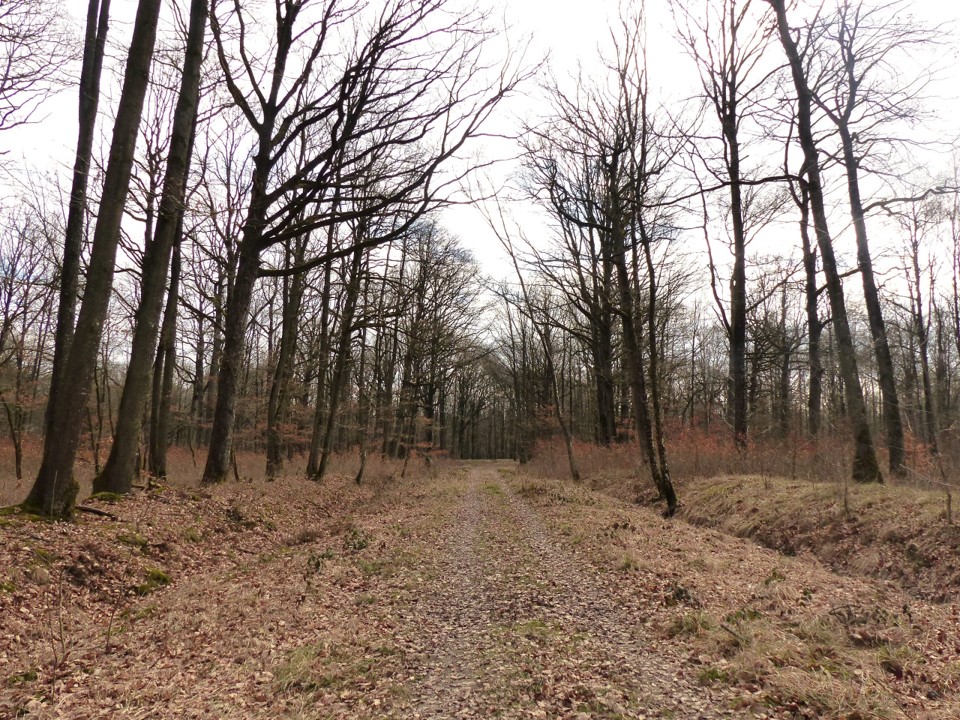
[
  {"x1": 2, "y1": 0, "x2": 960, "y2": 718},
  {"x1": 2, "y1": 0, "x2": 960, "y2": 515}
]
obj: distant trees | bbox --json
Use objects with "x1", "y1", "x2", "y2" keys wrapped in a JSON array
[
  {"x1": 7, "y1": 0, "x2": 960, "y2": 517},
  {"x1": 519, "y1": 6, "x2": 678, "y2": 514},
  {"x1": 201, "y1": 0, "x2": 523, "y2": 484},
  {"x1": 0, "y1": 209, "x2": 57, "y2": 480},
  {"x1": 43, "y1": 0, "x2": 110, "y2": 446},
  {"x1": 0, "y1": 0, "x2": 73, "y2": 132}
]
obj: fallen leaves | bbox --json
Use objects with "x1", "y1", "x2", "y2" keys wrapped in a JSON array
[{"x1": 2, "y1": 462, "x2": 958, "y2": 719}]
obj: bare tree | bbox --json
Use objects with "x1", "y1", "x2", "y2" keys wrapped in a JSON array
[
  {"x1": 898, "y1": 196, "x2": 940, "y2": 452},
  {"x1": 0, "y1": 0, "x2": 73, "y2": 133},
  {"x1": 41, "y1": 0, "x2": 111, "y2": 446},
  {"x1": 765, "y1": 0, "x2": 883, "y2": 482},
  {"x1": 25, "y1": 0, "x2": 164, "y2": 516},
  {"x1": 802, "y1": 0, "x2": 944, "y2": 476},
  {"x1": 673, "y1": 0, "x2": 775, "y2": 449},
  {"x1": 201, "y1": 0, "x2": 525, "y2": 483},
  {"x1": 95, "y1": 0, "x2": 210, "y2": 494},
  {"x1": 519, "y1": 5, "x2": 678, "y2": 514}
]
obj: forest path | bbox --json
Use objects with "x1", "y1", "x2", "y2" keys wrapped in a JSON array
[
  {"x1": 384, "y1": 462, "x2": 743, "y2": 719},
  {"x1": 5, "y1": 461, "x2": 954, "y2": 718}
]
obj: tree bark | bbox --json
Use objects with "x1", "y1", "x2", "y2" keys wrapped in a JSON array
[
  {"x1": 593, "y1": 325, "x2": 617, "y2": 445},
  {"x1": 203, "y1": 242, "x2": 262, "y2": 484},
  {"x1": 722, "y1": 94, "x2": 749, "y2": 451},
  {"x1": 767, "y1": 0, "x2": 882, "y2": 482},
  {"x1": 42, "y1": 0, "x2": 111, "y2": 442},
  {"x1": 28, "y1": 0, "x2": 163, "y2": 516},
  {"x1": 95, "y1": 0, "x2": 208, "y2": 494}
]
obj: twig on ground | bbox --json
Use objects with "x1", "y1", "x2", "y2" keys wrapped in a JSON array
[
  {"x1": 76, "y1": 505, "x2": 118, "y2": 520},
  {"x1": 305, "y1": 499, "x2": 333, "y2": 518}
]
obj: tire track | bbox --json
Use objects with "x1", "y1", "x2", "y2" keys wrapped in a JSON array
[{"x1": 393, "y1": 463, "x2": 748, "y2": 719}]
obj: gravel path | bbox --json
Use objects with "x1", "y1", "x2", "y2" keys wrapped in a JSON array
[
  {"x1": 13, "y1": 462, "x2": 945, "y2": 718},
  {"x1": 390, "y1": 463, "x2": 747, "y2": 719}
]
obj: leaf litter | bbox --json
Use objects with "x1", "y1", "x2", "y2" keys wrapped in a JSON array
[{"x1": 0, "y1": 462, "x2": 957, "y2": 719}]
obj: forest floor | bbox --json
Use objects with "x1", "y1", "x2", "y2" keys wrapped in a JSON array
[{"x1": 1, "y1": 461, "x2": 959, "y2": 719}]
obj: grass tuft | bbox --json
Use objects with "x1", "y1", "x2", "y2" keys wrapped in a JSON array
[
  {"x1": 88, "y1": 491, "x2": 124, "y2": 504},
  {"x1": 117, "y1": 531, "x2": 150, "y2": 553},
  {"x1": 134, "y1": 567, "x2": 170, "y2": 596}
]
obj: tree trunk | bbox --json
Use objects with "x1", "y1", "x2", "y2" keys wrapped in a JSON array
[
  {"x1": 203, "y1": 244, "x2": 261, "y2": 484},
  {"x1": 609, "y1": 215, "x2": 663, "y2": 500},
  {"x1": 723, "y1": 101, "x2": 748, "y2": 451},
  {"x1": 838, "y1": 126, "x2": 905, "y2": 475},
  {"x1": 777, "y1": 286, "x2": 792, "y2": 436},
  {"x1": 202, "y1": 50, "x2": 283, "y2": 485},
  {"x1": 314, "y1": 247, "x2": 364, "y2": 480},
  {"x1": 27, "y1": 0, "x2": 163, "y2": 516},
  {"x1": 641, "y1": 235, "x2": 677, "y2": 515},
  {"x1": 266, "y1": 238, "x2": 307, "y2": 477},
  {"x1": 95, "y1": 0, "x2": 208, "y2": 494},
  {"x1": 911, "y1": 247, "x2": 938, "y2": 453},
  {"x1": 592, "y1": 308, "x2": 617, "y2": 446},
  {"x1": 305, "y1": 234, "x2": 336, "y2": 476},
  {"x1": 379, "y1": 241, "x2": 407, "y2": 459},
  {"x1": 353, "y1": 268, "x2": 372, "y2": 484},
  {"x1": 151, "y1": 242, "x2": 181, "y2": 478},
  {"x1": 190, "y1": 311, "x2": 205, "y2": 446},
  {"x1": 799, "y1": 188, "x2": 823, "y2": 437},
  {"x1": 43, "y1": 0, "x2": 111, "y2": 442},
  {"x1": 767, "y1": 0, "x2": 882, "y2": 483},
  {"x1": 2, "y1": 393, "x2": 23, "y2": 480},
  {"x1": 204, "y1": 282, "x2": 224, "y2": 443}
]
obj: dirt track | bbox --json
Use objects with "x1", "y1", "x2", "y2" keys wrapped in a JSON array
[
  {"x1": 2, "y1": 461, "x2": 957, "y2": 718},
  {"x1": 392, "y1": 463, "x2": 742, "y2": 719}
]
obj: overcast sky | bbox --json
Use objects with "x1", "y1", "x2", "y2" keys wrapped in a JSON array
[{"x1": 4, "y1": 0, "x2": 960, "y2": 283}]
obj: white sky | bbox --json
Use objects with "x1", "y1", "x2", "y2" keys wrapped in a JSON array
[{"x1": 4, "y1": 0, "x2": 960, "y2": 297}]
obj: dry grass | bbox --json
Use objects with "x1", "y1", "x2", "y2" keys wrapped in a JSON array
[
  {"x1": 524, "y1": 427, "x2": 960, "y2": 602},
  {"x1": 670, "y1": 599, "x2": 917, "y2": 718},
  {"x1": 675, "y1": 474, "x2": 960, "y2": 603},
  {"x1": 526, "y1": 425, "x2": 960, "y2": 497},
  {"x1": 517, "y1": 424, "x2": 960, "y2": 716},
  {"x1": 509, "y1": 468, "x2": 960, "y2": 719}
]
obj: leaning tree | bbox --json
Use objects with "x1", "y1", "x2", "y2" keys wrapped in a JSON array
[{"x1": 201, "y1": 0, "x2": 526, "y2": 484}]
